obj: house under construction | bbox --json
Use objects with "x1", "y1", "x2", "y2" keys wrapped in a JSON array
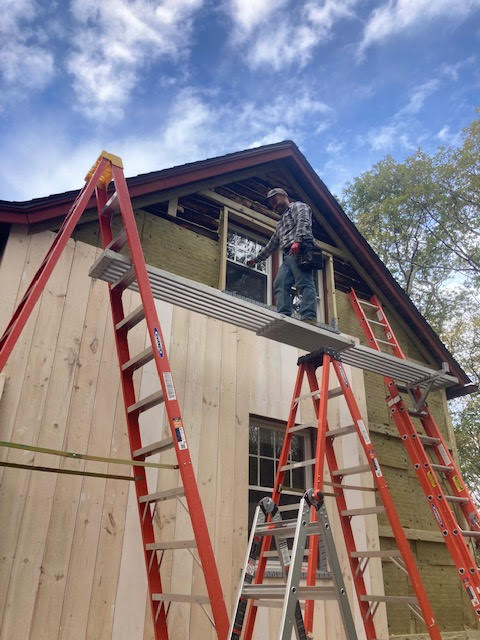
[{"x1": 0, "y1": 142, "x2": 479, "y2": 640}]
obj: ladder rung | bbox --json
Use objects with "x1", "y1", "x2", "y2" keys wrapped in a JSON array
[
  {"x1": 146, "y1": 540, "x2": 196, "y2": 551},
  {"x1": 327, "y1": 424, "x2": 356, "y2": 439},
  {"x1": 351, "y1": 550, "x2": 402, "y2": 559},
  {"x1": 375, "y1": 338, "x2": 394, "y2": 347},
  {"x1": 289, "y1": 421, "x2": 316, "y2": 434},
  {"x1": 430, "y1": 463, "x2": 453, "y2": 474},
  {"x1": 358, "y1": 299, "x2": 378, "y2": 308},
  {"x1": 461, "y1": 529, "x2": 480, "y2": 538},
  {"x1": 332, "y1": 464, "x2": 371, "y2": 477},
  {"x1": 105, "y1": 229, "x2": 127, "y2": 252},
  {"x1": 255, "y1": 521, "x2": 321, "y2": 538},
  {"x1": 368, "y1": 319, "x2": 387, "y2": 326},
  {"x1": 111, "y1": 265, "x2": 136, "y2": 292},
  {"x1": 360, "y1": 594, "x2": 418, "y2": 604},
  {"x1": 133, "y1": 437, "x2": 174, "y2": 458},
  {"x1": 242, "y1": 584, "x2": 337, "y2": 600},
  {"x1": 341, "y1": 506, "x2": 385, "y2": 517},
  {"x1": 152, "y1": 593, "x2": 210, "y2": 604},
  {"x1": 121, "y1": 346, "x2": 154, "y2": 373},
  {"x1": 408, "y1": 409, "x2": 428, "y2": 418},
  {"x1": 280, "y1": 458, "x2": 315, "y2": 472},
  {"x1": 418, "y1": 434, "x2": 441, "y2": 446},
  {"x1": 445, "y1": 495, "x2": 469, "y2": 504},
  {"x1": 328, "y1": 386, "x2": 343, "y2": 398},
  {"x1": 127, "y1": 390, "x2": 164, "y2": 414},
  {"x1": 115, "y1": 305, "x2": 145, "y2": 331},
  {"x1": 294, "y1": 386, "x2": 343, "y2": 404},
  {"x1": 139, "y1": 486, "x2": 185, "y2": 504}
]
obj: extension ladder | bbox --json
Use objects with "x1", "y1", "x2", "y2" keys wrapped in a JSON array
[
  {"x1": 349, "y1": 288, "x2": 480, "y2": 622},
  {"x1": 0, "y1": 152, "x2": 230, "y2": 640},
  {"x1": 239, "y1": 346, "x2": 442, "y2": 640},
  {"x1": 230, "y1": 490, "x2": 357, "y2": 640}
]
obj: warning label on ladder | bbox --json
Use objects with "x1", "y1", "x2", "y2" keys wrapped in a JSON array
[
  {"x1": 163, "y1": 372, "x2": 176, "y2": 400},
  {"x1": 172, "y1": 417, "x2": 188, "y2": 450}
]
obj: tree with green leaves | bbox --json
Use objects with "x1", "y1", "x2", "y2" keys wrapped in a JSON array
[{"x1": 342, "y1": 112, "x2": 480, "y2": 497}]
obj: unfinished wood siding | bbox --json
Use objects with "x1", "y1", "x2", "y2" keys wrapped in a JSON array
[{"x1": 0, "y1": 230, "x2": 388, "y2": 640}]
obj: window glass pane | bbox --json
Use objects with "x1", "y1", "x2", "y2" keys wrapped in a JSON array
[
  {"x1": 249, "y1": 456, "x2": 258, "y2": 485},
  {"x1": 259, "y1": 427, "x2": 274, "y2": 458},
  {"x1": 274, "y1": 430, "x2": 284, "y2": 458},
  {"x1": 292, "y1": 467, "x2": 305, "y2": 490},
  {"x1": 260, "y1": 457, "x2": 274, "y2": 487},
  {"x1": 249, "y1": 424, "x2": 258, "y2": 454},
  {"x1": 226, "y1": 262, "x2": 267, "y2": 304},
  {"x1": 227, "y1": 230, "x2": 266, "y2": 273},
  {"x1": 290, "y1": 435, "x2": 304, "y2": 462}
]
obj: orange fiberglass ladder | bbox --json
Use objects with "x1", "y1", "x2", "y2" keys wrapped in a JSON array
[
  {"x1": 233, "y1": 346, "x2": 443, "y2": 640},
  {"x1": 0, "y1": 152, "x2": 229, "y2": 640},
  {"x1": 349, "y1": 288, "x2": 480, "y2": 622}
]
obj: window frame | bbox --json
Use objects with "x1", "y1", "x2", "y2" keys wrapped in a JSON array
[
  {"x1": 248, "y1": 418, "x2": 329, "y2": 579},
  {"x1": 225, "y1": 222, "x2": 273, "y2": 306}
]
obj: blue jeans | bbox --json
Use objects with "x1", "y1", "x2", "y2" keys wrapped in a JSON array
[{"x1": 274, "y1": 254, "x2": 317, "y2": 320}]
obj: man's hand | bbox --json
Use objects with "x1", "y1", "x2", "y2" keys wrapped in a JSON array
[
  {"x1": 246, "y1": 257, "x2": 256, "y2": 267},
  {"x1": 290, "y1": 242, "x2": 300, "y2": 255}
]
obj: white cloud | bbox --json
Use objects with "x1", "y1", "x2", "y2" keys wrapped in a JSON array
[
  {"x1": 360, "y1": 0, "x2": 480, "y2": 54},
  {"x1": 67, "y1": 0, "x2": 203, "y2": 120},
  {"x1": 364, "y1": 123, "x2": 414, "y2": 152},
  {"x1": 437, "y1": 124, "x2": 462, "y2": 146},
  {"x1": 440, "y1": 57, "x2": 475, "y2": 81},
  {"x1": 0, "y1": 0, "x2": 55, "y2": 105},
  {"x1": 397, "y1": 79, "x2": 440, "y2": 115},
  {"x1": 226, "y1": 0, "x2": 357, "y2": 70},
  {"x1": 0, "y1": 86, "x2": 333, "y2": 200}
]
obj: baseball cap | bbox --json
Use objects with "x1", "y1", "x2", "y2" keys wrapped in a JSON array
[{"x1": 266, "y1": 187, "x2": 288, "y2": 200}]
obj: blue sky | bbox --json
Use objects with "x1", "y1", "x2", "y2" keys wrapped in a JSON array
[{"x1": 1, "y1": 0, "x2": 480, "y2": 202}]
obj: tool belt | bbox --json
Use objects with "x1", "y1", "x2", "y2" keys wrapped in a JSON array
[{"x1": 295, "y1": 239, "x2": 323, "y2": 271}]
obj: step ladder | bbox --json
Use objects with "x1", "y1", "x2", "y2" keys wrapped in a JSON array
[
  {"x1": 0, "y1": 152, "x2": 230, "y2": 640},
  {"x1": 239, "y1": 346, "x2": 442, "y2": 640},
  {"x1": 349, "y1": 288, "x2": 480, "y2": 622},
  {"x1": 230, "y1": 490, "x2": 358, "y2": 640}
]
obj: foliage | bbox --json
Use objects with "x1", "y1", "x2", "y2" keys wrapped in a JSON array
[{"x1": 342, "y1": 113, "x2": 480, "y2": 495}]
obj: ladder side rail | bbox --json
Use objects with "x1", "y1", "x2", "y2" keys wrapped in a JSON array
[
  {"x1": 323, "y1": 421, "x2": 377, "y2": 639},
  {"x1": 243, "y1": 365, "x2": 305, "y2": 640},
  {"x1": 369, "y1": 294, "x2": 405, "y2": 358},
  {"x1": 386, "y1": 383, "x2": 480, "y2": 601},
  {"x1": 412, "y1": 394, "x2": 480, "y2": 538},
  {"x1": 365, "y1": 288, "x2": 479, "y2": 530},
  {"x1": 278, "y1": 498, "x2": 310, "y2": 640},
  {"x1": 316, "y1": 501, "x2": 359, "y2": 640},
  {"x1": 303, "y1": 359, "x2": 329, "y2": 632},
  {"x1": 110, "y1": 167, "x2": 230, "y2": 638},
  {"x1": 228, "y1": 505, "x2": 264, "y2": 640},
  {"x1": 351, "y1": 287, "x2": 480, "y2": 614},
  {"x1": 0, "y1": 159, "x2": 109, "y2": 372},
  {"x1": 332, "y1": 359, "x2": 442, "y2": 640},
  {"x1": 96, "y1": 187, "x2": 169, "y2": 638}
]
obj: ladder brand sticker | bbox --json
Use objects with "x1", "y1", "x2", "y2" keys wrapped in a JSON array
[
  {"x1": 163, "y1": 372, "x2": 176, "y2": 401},
  {"x1": 452, "y1": 475, "x2": 463, "y2": 493},
  {"x1": 153, "y1": 327, "x2": 163, "y2": 357},
  {"x1": 437, "y1": 443, "x2": 450, "y2": 465},
  {"x1": 431, "y1": 504, "x2": 444, "y2": 528},
  {"x1": 465, "y1": 583, "x2": 479, "y2": 606},
  {"x1": 426, "y1": 470, "x2": 437, "y2": 487},
  {"x1": 371, "y1": 457, "x2": 382, "y2": 477},
  {"x1": 357, "y1": 419, "x2": 371, "y2": 444},
  {"x1": 172, "y1": 417, "x2": 188, "y2": 450},
  {"x1": 339, "y1": 365, "x2": 350, "y2": 388}
]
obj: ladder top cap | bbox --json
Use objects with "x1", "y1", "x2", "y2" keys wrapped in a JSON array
[{"x1": 85, "y1": 150, "x2": 124, "y2": 186}]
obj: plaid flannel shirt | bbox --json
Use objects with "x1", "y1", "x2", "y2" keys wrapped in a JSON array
[{"x1": 255, "y1": 201, "x2": 314, "y2": 263}]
